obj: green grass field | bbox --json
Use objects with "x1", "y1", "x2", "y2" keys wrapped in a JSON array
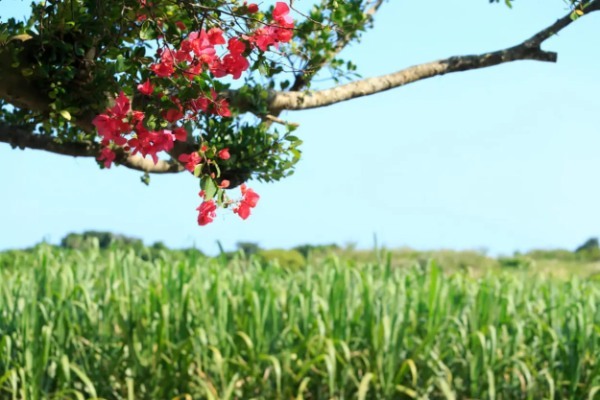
[{"x1": 1, "y1": 245, "x2": 600, "y2": 399}]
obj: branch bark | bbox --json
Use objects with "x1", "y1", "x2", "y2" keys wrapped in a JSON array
[
  {"x1": 252, "y1": 1, "x2": 600, "y2": 113},
  {"x1": 0, "y1": 123, "x2": 184, "y2": 173},
  {"x1": 1, "y1": 1, "x2": 598, "y2": 175}
]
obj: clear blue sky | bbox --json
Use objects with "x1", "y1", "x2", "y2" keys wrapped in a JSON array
[{"x1": 1, "y1": 0, "x2": 599, "y2": 255}]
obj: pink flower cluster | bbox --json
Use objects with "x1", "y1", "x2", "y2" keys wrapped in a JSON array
[
  {"x1": 177, "y1": 146, "x2": 229, "y2": 174},
  {"x1": 249, "y1": 2, "x2": 294, "y2": 51},
  {"x1": 148, "y1": 2, "x2": 294, "y2": 81},
  {"x1": 197, "y1": 199, "x2": 218, "y2": 226},
  {"x1": 92, "y1": 91, "x2": 179, "y2": 167},
  {"x1": 234, "y1": 184, "x2": 260, "y2": 220},
  {"x1": 197, "y1": 183, "x2": 260, "y2": 225},
  {"x1": 94, "y1": 2, "x2": 294, "y2": 225},
  {"x1": 92, "y1": 86, "x2": 235, "y2": 168},
  {"x1": 148, "y1": 27, "x2": 250, "y2": 80}
]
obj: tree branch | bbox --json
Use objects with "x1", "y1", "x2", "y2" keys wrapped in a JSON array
[
  {"x1": 1, "y1": 0, "x2": 598, "y2": 179},
  {"x1": 257, "y1": 1, "x2": 599, "y2": 113},
  {"x1": 289, "y1": 0, "x2": 386, "y2": 92},
  {"x1": 0, "y1": 123, "x2": 185, "y2": 173}
]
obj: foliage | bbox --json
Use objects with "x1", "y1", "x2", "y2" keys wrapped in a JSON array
[
  {"x1": 2, "y1": 246, "x2": 600, "y2": 398},
  {"x1": 497, "y1": 255, "x2": 534, "y2": 269},
  {"x1": 293, "y1": 243, "x2": 340, "y2": 258},
  {"x1": 575, "y1": 237, "x2": 600, "y2": 261},
  {"x1": 235, "y1": 241, "x2": 261, "y2": 256},
  {"x1": 60, "y1": 231, "x2": 144, "y2": 250},
  {"x1": 0, "y1": 0, "x2": 378, "y2": 224},
  {"x1": 257, "y1": 248, "x2": 305, "y2": 270},
  {"x1": 1, "y1": 0, "x2": 598, "y2": 225}
]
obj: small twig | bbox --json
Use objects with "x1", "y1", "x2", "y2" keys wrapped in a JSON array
[{"x1": 265, "y1": 114, "x2": 299, "y2": 127}]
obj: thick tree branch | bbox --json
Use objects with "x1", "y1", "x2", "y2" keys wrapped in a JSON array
[
  {"x1": 1, "y1": 0, "x2": 598, "y2": 180},
  {"x1": 0, "y1": 123, "x2": 184, "y2": 173},
  {"x1": 256, "y1": 1, "x2": 599, "y2": 113}
]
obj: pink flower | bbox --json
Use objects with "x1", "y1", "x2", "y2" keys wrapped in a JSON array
[
  {"x1": 228, "y1": 38, "x2": 246, "y2": 55},
  {"x1": 92, "y1": 114, "x2": 129, "y2": 145},
  {"x1": 197, "y1": 200, "x2": 217, "y2": 225},
  {"x1": 251, "y1": 28, "x2": 276, "y2": 51},
  {"x1": 217, "y1": 148, "x2": 230, "y2": 160},
  {"x1": 150, "y1": 50, "x2": 175, "y2": 77},
  {"x1": 213, "y1": 98, "x2": 232, "y2": 117},
  {"x1": 189, "y1": 90, "x2": 231, "y2": 117},
  {"x1": 241, "y1": 184, "x2": 260, "y2": 207},
  {"x1": 150, "y1": 60, "x2": 174, "y2": 77},
  {"x1": 98, "y1": 147, "x2": 116, "y2": 168},
  {"x1": 163, "y1": 108, "x2": 184, "y2": 123},
  {"x1": 110, "y1": 91, "x2": 130, "y2": 118},
  {"x1": 209, "y1": 57, "x2": 227, "y2": 78},
  {"x1": 234, "y1": 202, "x2": 252, "y2": 220},
  {"x1": 178, "y1": 152, "x2": 201, "y2": 172},
  {"x1": 137, "y1": 79, "x2": 154, "y2": 96},
  {"x1": 189, "y1": 30, "x2": 217, "y2": 58},
  {"x1": 234, "y1": 184, "x2": 260, "y2": 220},
  {"x1": 175, "y1": 48, "x2": 193, "y2": 63},
  {"x1": 222, "y1": 52, "x2": 249, "y2": 79},
  {"x1": 173, "y1": 126, "x2": 187, "y2": 142},
  {"x1": 207, "y1": 28, "x2": 226, "y2": 45},
  {"x1": 131, "y1": 110, "x2": 145, "y2": 124},
  {"x1": 127, "y1": 128, "x2": 174, "y2": 165},
  {"x1": 182, "y1": 62, "x2": 203, "y2": 80},
  {"x1": 273, "y1": 2, "x2": 294, "y2": 25}
]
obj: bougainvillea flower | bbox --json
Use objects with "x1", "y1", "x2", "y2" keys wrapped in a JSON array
[
  {"x1": 234, "y1": 202, "x2": 251, "y2": 219},
  {"x1": 178, "y1": 152, "x2": 201, "y2": 172},
  {"x1": 241, "y1": 185, "x2": 260, "y2": 207},
  {"x1": 217, "y1": 148, "x2": 230, "y2": 160},
  {"x1": 98, "y1": 147, "x2": 116, "y2": 168},
  {"x1": 150, "y1": 50, "x2": 175, "y2": 77},
  {"x1": 137, "y1": 79, "x2": 154, "y2": 96},
  {"x1": 273, "y1": 2, "x2": 294, "y2": 25},
  {"x1": 234, "y1": 184, "x2": 260, "y2": 220},
  {"x1": 228, "y1": 38, "x2": 246, "y2": 55},
  {"x1": 213, "y1": 98, "x2": 232, "y2": 117},
  {"x1": 189, "y1": 30, "x2": 217, "y2": 58},
  {"x1": 173, "y1": 127, "x2": 187, "y2": 142},
  {"x1": 222, "y1": 52, "x2": 249, "y2": 79},
  {"x1": 197, "y1": 200, "x2": 217, "y2": 225},
  {"x1": 163, "y1": 108, "x2": 184, "y2": 123},
  {"x1": 110, "y1": 91, "x2": 131, "y2": 118},
  {"x1": 92, "y1": 114, "x2": 129, "y2": 145},
  {"x1": 207, "y1": 28, "x2": 226, "y2": 45}
]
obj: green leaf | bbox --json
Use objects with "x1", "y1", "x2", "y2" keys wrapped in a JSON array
[
  {"x1": 139, "y1": 21, "x2": 157, "y2": 40},
  {"x1": 193, "y1": 163, "x2": 203, "y2": 178},
  {"x1": 115, "y1": 55, "x2": 126, "y2": 73},
  {"x1": 59, "y1": 110, "x2": 71, "y2": 121},
  {"x1": 140, "y1": 173, "x2": 150, "y2": 186},
  {"x1": 201, "y1": 177, "x2": 218, "y2": 200}
]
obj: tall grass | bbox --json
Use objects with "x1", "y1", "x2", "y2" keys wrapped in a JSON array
[{"x1": 1, "y1": 246, "x2": 600, "y2": 399}]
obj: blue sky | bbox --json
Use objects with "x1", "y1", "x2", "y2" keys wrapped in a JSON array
[{"x1": 1, "y1": 0, "x2": 599, "y2": 255}]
